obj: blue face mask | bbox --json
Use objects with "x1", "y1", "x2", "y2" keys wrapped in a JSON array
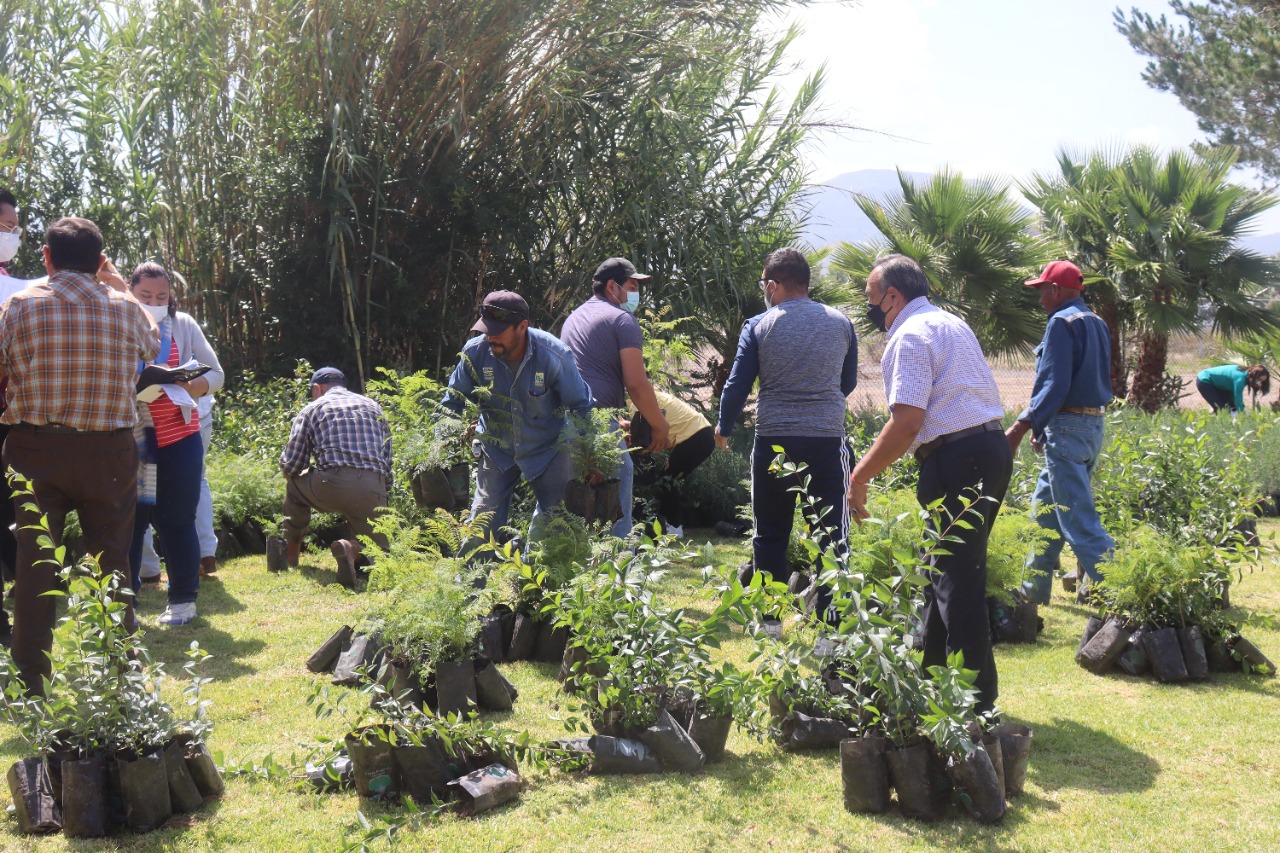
[{"x1": 620, "y1": 289, "x2": 640, "y2": 314}]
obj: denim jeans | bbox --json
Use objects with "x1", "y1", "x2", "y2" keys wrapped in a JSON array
[
  {"x1": 131, "y1": 431, "x2": 203, "y2": 605},
  {"x1": 469, "y1": 449, "x2": 572, "y2": 549},
  {"x1": 1023, "y1": 413, "x2": 1115, "y2": 604},
  {"x1": 611, "y1": 422, "x2": 634, "y2": 538},
  {"x1": 140, "y1": 418, "x2": 215, "y2": 576}
]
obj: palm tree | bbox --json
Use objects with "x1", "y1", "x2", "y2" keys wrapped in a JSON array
[
  {"x1": 830, "y1": 168, "x2": 1052, "y2": 358},
  {"x1": 1025, "y1": 145, "x2": 1280, "y2": 413}
]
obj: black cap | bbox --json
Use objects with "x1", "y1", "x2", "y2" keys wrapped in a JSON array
[
  {"x1": 592, "y1": 257, "x2": 651, "y2": 287},
  {"x1": 471, "y1": 290, "x2": 530, "y2": 335},
  {"x1": 310, "y1": 366, "x2": 346, "y2": 386}
]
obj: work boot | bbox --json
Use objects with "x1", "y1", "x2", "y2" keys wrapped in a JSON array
[
  {"x1": 200, "y1": 556, "x2": 219, "y2": 577},
  {"x1": 331, "y1": 540, "x2": 360, "y2": 590},
  {"x1": 286, "y1": 540, "x2": 301, "y2": 569}
]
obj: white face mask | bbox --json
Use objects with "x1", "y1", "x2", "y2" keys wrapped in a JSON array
[
  {"x1": 0, "y1": 232, "x2": 20, "y2": 264},
  {"x1": 142, "y1": 302, "x2": 171, "y2": 324}
]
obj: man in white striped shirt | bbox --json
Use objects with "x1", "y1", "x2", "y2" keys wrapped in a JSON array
[{"x1": 847, "y1": 255, "x2": 1012, "y2": 715}]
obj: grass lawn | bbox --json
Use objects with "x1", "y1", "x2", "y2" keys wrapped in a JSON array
[{"x1": 2, "y1": 521, "x2": 1279, "y2": 852}]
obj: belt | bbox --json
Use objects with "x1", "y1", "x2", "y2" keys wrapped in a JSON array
[
  {"x1": 915, "y1": 419, "x2": 1003, "y2": 462},
  {"x1": 1060, "y1": 406, "x2": 1105, "y2": 416},
  {"x1": 14, "y1": 422, "x2": 130, "y2": 434}
]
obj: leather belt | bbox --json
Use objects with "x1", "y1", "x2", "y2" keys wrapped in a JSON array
[
  {"x1": 1060, "y1": 406, "x2": 1105, "y2": 416},
  {"x1": 915, "y1": 419, "x2": 1003, "y2": 462}
]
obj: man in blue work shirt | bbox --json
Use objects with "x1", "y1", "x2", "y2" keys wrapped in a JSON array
[
  {"x1": 1006, "y1": 260, "x2": 1115, "y2": 604},
  {"x1": 717, "y1": 247, "x2": 859, "y2": 619},
  {"x1": 443, "y1": 291, "x2": 594, "y2": 550}
]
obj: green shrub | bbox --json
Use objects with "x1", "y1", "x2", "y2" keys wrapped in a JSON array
[
  {"x1": 1094, "y1": 525, "x2": 1232, "y2": 630},
  {"x1": 680, "y1": 444, "x2": 750, "y2": 526},
  {"x1": 214, "y1": 362, "x2": 313, "y2": 462},
  {"x1": 207, "y1": 452, "x2": 284, "y2": 529}
]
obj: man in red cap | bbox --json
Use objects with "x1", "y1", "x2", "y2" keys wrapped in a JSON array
[{"x1": 1006, "y1": 260, "x2": 1115, "y2": 604}]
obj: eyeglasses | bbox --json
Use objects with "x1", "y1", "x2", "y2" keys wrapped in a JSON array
[
  {"x1": 759, "y1": 279, "x2": 771, "y2": 290},
  {"x1": 481, "y1": 304, "x2": 524, "y2": 324},
  {"x1": 0, "y1": 223, "x2": 20, "y2": 235}
]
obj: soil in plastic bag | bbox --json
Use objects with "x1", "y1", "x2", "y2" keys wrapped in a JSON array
[
  {"x1": 1230, "y1": 636, "x2": 1277, "y2": 674},
  {"x1": 947, "y1": 746, "x2": 1007, "y2": 824},
  {"x1": 480, "y1": 615, "x2": 506, "y2": 664},
  {"x1": 1015, "y1": 602, "x2": 1039, "y2": 644},
  {"x1": 117, "y1": 748, "x2": 173, "y2": 832},
  {"x1": 448, "y1": 763, "x2": 522, "y2": 816},
  {"x1": 333, "y1": 633, "x2": 385, "y2": 686},
  {"x1": 61, "y1": 755, "x2": 108, "y2": 839},
  {"x1": 639, "y1": 708, "x2": 705, "y2": 773},
  {"x1": 588, "y1": 736, "x2": 662, "y2": 774},
  {"x1": 885, "y1": 740, "x2": 947, "y2": 820},
  {"x1": 507, "y1": 612, "x2": 538, "y2": 661},
  {"x1": 395, "y1": 738, "x2": 455, "y2": 804},
  {"x1": 1116, "y1": 626, "x2": 1150, "y2": 676},
  {"x1": 474, "y1": 660, "x2": 517, "y2": 711},
  {"x1": 1077, "y1": 616, "x2": 1104, "y2": 657},
  {"x1": 308, "y1": 625, "x2": 354, "y2": 673},
  {"x1": 534, "y1": 620, "x2": 569, "y2": 663},
  {"x1": 990, "y1": 723, "x2": 1033, "y2": 796},
  {"x1": 1178, "y1": 625, "x2": 1210, "y2": 681},
  {"x1": 1141, "y1": 626, "x2": 1189, "y2": 683},
  {"x1": 183, "y1": 741, "x2": 225, "y2": 797},
  {"x1": 435, "y1": 659, "x2": 478, "y2": 716},
  {"x1": 346, "y1": 732, "x2": 399, "y2": 799},
  {"x1": 1077, "y1": 618, "x2": 1132, "y2": 674},
  {"x1": 163, "y1": 739, "x2": 204, "y2": 813},
  {"x1": 688, "y1": 712, "x2": 732, "y2": 763},
  {"x1": 839, "y1": 736, "x2": 890, "y2": 814},
  {"x1": 7, "y1": 757, "x2": 61, "y2": 834},
  {"x1": 981, "y1": 734, "x2": 1005, "y2": 796},
  {"x1": 781, "y1": 712, "x2": 855, "y2": 752}
]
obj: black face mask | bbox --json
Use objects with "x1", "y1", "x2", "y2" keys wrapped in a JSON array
[{"x1": 866, "y1": 293, "x2": 892, "y2": 333}]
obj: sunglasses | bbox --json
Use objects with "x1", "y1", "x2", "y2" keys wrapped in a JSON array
[{"x1": 481, "y1": 304, "x2": 524, "y2": 324}]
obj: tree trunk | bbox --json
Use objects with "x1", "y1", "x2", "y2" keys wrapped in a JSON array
[
  {"x1": 1128, "y1": 330, "x2": 1169, "y2": 413},
  {"x1": 1094, "y1": 300, "x2": 1126, "y2": 400}
]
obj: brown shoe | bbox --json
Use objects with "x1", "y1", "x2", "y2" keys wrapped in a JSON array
[
  {"x1": 286, "y1": 540, "x2": 301, "y2": 569},
  {"x1": 200, "y1": 556, "x2": 218, "y2": 577},
  {"x1": 331, "y1": 540, "x2": 360, "y2": 590}
]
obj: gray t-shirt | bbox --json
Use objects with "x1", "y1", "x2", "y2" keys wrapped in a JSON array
[{"x1": 560, "y1": 295, "x2": 643, "y2": 408}]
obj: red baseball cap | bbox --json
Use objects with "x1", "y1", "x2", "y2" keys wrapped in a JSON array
[{"x1": 1025, "y1": 260, "x2": 1084, "y2": 290}]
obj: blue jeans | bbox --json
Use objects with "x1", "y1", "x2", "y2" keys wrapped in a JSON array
[
  {"x1": 612, "y1": 423, "x2": 634, "y2": 538},
  {"x1": 469, "y1": 449, "x2": 572, "y2": 549},
  {"x1": 1023, "y1": 413, "x2": 1115, "y2": 603},
  {"x1": 130, "y1": 431, "x2": 203, "y2": 605}
]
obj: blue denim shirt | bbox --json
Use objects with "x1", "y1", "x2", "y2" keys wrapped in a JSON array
[
  {"x1": 442, "y1": 328, "x2": 594, "y2": 479},
  {"x1": 1019, "y1": 298, "x2": 1113, "y2": 435}
]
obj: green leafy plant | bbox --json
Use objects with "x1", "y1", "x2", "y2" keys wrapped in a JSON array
[{"x1": 565, "y1": 408, "x2": 627, "y2": 482}]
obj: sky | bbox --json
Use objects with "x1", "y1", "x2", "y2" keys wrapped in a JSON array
[{"x1": 777, "y1": 0, "x2": 1280, "y2": 232}]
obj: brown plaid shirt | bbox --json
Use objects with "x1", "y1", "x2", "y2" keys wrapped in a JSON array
[{"x1": 0, "y1": 271, "x2": 160, "y2": 430}]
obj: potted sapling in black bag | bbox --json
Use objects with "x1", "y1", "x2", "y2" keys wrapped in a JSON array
[{"x1": 563, "y1": 409, "x2": 627, "y2": 525}]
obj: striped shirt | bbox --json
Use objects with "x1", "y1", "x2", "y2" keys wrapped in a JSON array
[
  {"x1": 881, "y1": 297, "x2": 1003, "y2": 451},
  {"x1": 147, "y1": 337, "x2": 201, "y2": 447},
  {"x1": 0, "y1": 271, "x2": 160, "y2": 430},
  {"x1": 280, "y1": 386, "x2": 392, "y2": 480}
]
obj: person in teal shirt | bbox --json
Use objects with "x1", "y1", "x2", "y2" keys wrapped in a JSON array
[{"x1": 1195, "y1": 364, "x2": 1269, "y2": 413}]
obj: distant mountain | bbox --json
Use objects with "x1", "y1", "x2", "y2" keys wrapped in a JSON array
[{"x1": 800, "y1": 169, "x2": 1280, "y2": 256}]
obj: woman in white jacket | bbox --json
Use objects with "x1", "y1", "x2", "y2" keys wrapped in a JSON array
[{"x1": 128, "y1": 262, "x2": 225, "y2": 626}]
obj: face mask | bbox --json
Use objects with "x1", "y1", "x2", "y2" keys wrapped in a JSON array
[
  {"x1": 142, "y1": 303, "x2": 171, "y2": 324},
  {"x1": 620, "y1": 289, "x2": 640, "y2": 314},
  {"x1": 0, "y1": 232, "x2": 20, "y2": 264},
  {"x1": 866, "y1": 293, "x2": 891, "y2": 333}
]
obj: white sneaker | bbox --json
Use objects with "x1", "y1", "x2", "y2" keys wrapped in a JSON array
[{"x1": 158, "y1": 603, "x2": 197, "y2": 626}]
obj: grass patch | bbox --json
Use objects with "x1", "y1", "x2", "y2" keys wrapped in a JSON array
[{"x1": 1, "y1": 528, "x2": 1278, "y2": 851}]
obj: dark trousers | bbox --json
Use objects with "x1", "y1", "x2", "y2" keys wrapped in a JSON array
[
  {"x1": 3, "y1": 427, "x2": 137, "y2": 695},
  {"x1": 130, "y1": 431, "x2": 203, "y2": 605},
  {"x1": 0, "y1": 423, "x2": 15, "y2": 628},
  {"x1": 915, "y1": 429, "x2": 1013, "y2": 715},
  {"x1": 653, "y1": 427, "x2": 715, "y2": 527},
  {"x1": 1195, "y1": 379, "x2": 1236, "y2": 413},
  {"x1": 752, "y1": 435, "x2": 850, "y2": 604}
]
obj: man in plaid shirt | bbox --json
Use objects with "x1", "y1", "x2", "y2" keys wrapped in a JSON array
[
  {"x1": 0, "y1": 216, "x2": 160, "y2": 695},
  {"x1": 279, "y1": 366, "x2": 392, "y2": 589}
]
